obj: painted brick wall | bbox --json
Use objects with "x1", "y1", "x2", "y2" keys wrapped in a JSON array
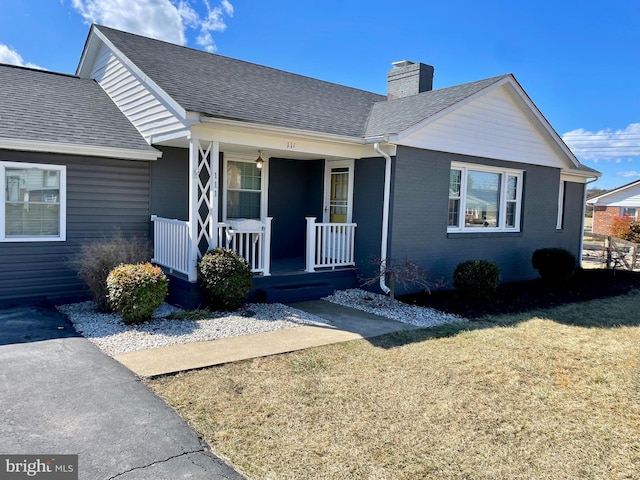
[
  {"x1": 592, "y1": 206, "x2": 620, "y2": 235},
  {"x1": 388, "y1": 146, "x2": 585, "y2": 294}
]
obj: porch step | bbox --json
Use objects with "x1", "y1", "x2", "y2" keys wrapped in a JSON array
[{"x1": 256, "y1": 283, "x2": 335, "y2": 303}]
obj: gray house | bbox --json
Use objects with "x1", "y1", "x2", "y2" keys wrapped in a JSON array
[
  {"x1": 0, "y1": 25, "x2": 600, "y2": 306},
  {"x1": 0, "y1": 63, "x2": 159, "y2": 306}
]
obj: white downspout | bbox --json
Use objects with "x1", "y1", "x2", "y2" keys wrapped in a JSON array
[{"x1": 374, "y1": 142, "x2": 392, "y2": 294}]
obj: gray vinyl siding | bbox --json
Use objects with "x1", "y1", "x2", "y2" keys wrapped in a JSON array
[
  {"x1": 150, "y1": 146, "x2": 189, "y2": 221},
  {"x1": 0, "y1": 149, "x2": 151, "y2": 306},
  {"x1": 388, "y1": 146, "x2": 584, "y2": 294}
]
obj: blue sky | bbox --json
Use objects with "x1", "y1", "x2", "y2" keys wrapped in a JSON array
[{"x1": 1, "y1": 0, "x2": 638, "y2": 189}]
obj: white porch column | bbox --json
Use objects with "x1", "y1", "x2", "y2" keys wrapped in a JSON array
[
  {"x1": 187, "y1": 138, "x2": 199, "y2": 282},
  {"x1": 187, "y1": 138, "x2": 219, "y2": 282},
  {"x1": 305, "y1": 217, "x2": 317, "y2": 272}
]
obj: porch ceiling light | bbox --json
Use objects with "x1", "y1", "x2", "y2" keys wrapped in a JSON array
[{"x1": 255, "y1": 151, "x2": 264, "y2": 169}]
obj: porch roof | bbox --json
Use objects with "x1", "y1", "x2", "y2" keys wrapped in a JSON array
[{"x1": 0, "y1": 63, "x2": 159, "y2": 160}]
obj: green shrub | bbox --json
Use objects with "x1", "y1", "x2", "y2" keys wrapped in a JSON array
[
  {"x1": 106, "y1": 263, "x2": 168, "y2": 325},
  {"x1": 531, "y1": 248, "x2": 577, "y2": 283},
  {"x1": 70, "y1": 232, "x2": 151, "y2": 312},
  {"x1": 198, "y1": 248, "x2": 252, "y2": 311},
  {"x1": 453, "y1": 260, "x2": 500, "y2": 298}
]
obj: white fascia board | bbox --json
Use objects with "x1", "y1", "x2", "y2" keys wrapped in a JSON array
[
  {"x1": 0, "y1": 137, "x2": 161, "y2": 161},
  {"x1": 194, "y1": 118, "x2": 372, "y2": 158},
  {"x1": 502, "y1": 78, "x2": 582, "y2": 170},
  {"x1": 396, "y1": 75, "x2": 583, "y2": 171},
  {"x1": 561, "y1": 170, "x2": 600, "y2": 184},
  {"x1": 199, "y1": 117, "x2": 365, "y2": 145},
  {"x1": 587, "y1": 179, "x2": 640, "y2": 204},
  {"x1": 80, "y1": 28, "x2": 189, "y2": 124}
]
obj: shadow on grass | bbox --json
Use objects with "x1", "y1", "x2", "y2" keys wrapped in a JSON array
[{"x1": 367, "y1": 288, "x2": 640, "y2": 350}]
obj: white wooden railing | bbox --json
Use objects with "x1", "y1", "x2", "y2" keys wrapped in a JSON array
[
  {"x1": 305, "y1": 217, "x2": 357, "y2": 272},
  {"x1": 151, "y1": 216, "x2": 272, "y2": 277},
  {"x1": 151, "y1": 215, "x2": 190, "y2": 276},
  {"x1": 217, "y1": 218, "x2": 272, "y2": 276}
]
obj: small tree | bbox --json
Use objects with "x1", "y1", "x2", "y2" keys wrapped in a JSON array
[{"x1": 361, "y1": 257, "x2": 444, "y2": 301}]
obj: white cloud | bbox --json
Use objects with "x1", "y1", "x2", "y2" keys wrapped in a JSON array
[
  {"x1": 0, "y1": 44, "x2": 42, "y2": 69},
  {"x1": 71, "y1": 0, "x2": 233, "y2": 52},
  {"x1": 617, "y1": 171, "x2": 640, "y2": 178},
  {"x1": 562, "y1": 123, "x2": 640, "y2": 162}
]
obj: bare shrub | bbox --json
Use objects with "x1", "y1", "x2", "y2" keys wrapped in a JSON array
[
  {"x1": 361, "y1": 257, "x2": 444, "y2": 301},
  {"x1": 70, "y1": 232, "x2": 152, "y2": 312}
]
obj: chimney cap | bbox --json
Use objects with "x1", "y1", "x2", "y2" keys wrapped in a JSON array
[{"x1": 392, "y1": 60, "x2": 414, "y2": 69}]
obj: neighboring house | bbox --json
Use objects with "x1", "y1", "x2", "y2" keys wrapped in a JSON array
[
  {"x1": 0, "y1": 63, "x2": 160, "y2": 306},
  {"x1": 587, "y1": 179, "x2": 640, "y2": 235},
  {"x1": 1, "y1": 25, "x2": 601, "y2": 306}
]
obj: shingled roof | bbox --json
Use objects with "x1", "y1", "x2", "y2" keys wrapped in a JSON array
[
  {"x1": 365, "y1": 75, "x2": 509, "y2": 137},
  {"x1": 95, "y1": 25, "x2": 386, "y2": 137},
  {"x1": 0, "y1": 64, "x2": 158, "y2": 158}
]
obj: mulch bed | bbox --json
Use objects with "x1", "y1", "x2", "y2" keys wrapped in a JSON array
[{"x1": 398, "y1": 269, "x2": 640, "y2": 319}]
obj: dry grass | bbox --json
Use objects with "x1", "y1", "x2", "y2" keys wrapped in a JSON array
[{"x1": 148, "y1": 292, "x2": 640, "y2": 479}]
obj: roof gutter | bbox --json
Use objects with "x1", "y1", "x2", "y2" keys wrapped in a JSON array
[{"x1": 373, "y1": 142, "x2": 392, "y2": 295}]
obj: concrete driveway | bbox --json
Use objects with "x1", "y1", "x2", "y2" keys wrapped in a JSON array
[{"x1": 0, "y1": 306, "x2": 244, "y2": 479}]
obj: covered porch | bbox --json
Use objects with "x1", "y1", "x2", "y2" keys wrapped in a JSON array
[{"x1": 148, "y1": 133, "x2": 363, "y2": 301}]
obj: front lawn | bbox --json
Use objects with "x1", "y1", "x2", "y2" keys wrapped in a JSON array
[{"x1": 148, "y1": 291, "x2": 640, "y2": 480}]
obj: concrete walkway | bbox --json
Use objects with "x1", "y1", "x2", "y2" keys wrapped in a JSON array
[
  {"x1": 0, "y1": 306, "x2": 244, "y2": 480},
  {"x1": 115, "y1": 300, "x2": 419, "y2": 377}
]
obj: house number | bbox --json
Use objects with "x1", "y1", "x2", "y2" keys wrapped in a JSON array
[{"x1": 286, "y1": 141, "x2": 296, "y2": 149}]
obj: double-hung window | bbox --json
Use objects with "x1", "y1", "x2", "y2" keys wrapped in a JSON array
[
  {"x1": 1, "y1": 161, "x2": 66, "y2": 241},
  {"x1": 224, "y1": 158, "x2": 264, "y2": 219},
  {"x1": 448, "y1": 162, "x2": 523, "y2": 232}
]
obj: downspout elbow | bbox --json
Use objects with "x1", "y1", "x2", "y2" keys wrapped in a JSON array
[{"x1": 374, "y1": 142, "x2": 392, "y2": 295}]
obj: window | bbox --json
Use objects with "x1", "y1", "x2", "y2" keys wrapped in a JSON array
[
  {"x1": 556, "y1": 181, "x2": 566, "y2": 229},
  {"x1": 225, "y1": 159, "x2": 263, "y2": 219},
  {"x1": 620, "y1": 207, "x2": 638, "y2": 218},
  {"x1": 1, "y1": 161, "x2": 66, "y2": 241},
  {"x1": 448, "y1": 163, "x2": 523, "y2": 232}
]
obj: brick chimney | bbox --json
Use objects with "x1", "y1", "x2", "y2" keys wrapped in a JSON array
[{"x1": 387, "y1": 61, "x2": 434, "y2": 100}]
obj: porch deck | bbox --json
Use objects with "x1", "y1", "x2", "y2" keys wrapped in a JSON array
[{"x1": 163, "y1": 258, "x2": 358, "y2": 309}]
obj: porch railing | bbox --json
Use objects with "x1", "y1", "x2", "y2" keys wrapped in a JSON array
[
  {"x1": 305, "y1": 217, "x2": 357, "y2": 272},
  {"x1": 151, "y1": 215, "x2": 272, "y2": 277},
  {"x1": 217, "y1": 218, "x2": 272, "y2": 276},
  {"x1": 151, "y1": 215, "x2": 190, "y2": 276}
]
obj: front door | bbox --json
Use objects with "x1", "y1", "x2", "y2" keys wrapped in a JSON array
[{"x1": 323, "y1": 160, "x2": 354, "y2": 223}]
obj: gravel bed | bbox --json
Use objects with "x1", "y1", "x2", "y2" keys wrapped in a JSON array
[
  {"x1": 323, "y1": 288, "x2": 466, "y2": 327},
  {"x1": 58, "y1": 301, "x2": 331, "y2": 356}
]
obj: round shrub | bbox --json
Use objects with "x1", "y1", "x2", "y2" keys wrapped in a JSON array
[
  {"x1": 106, "y1": 263, "x2": 168, "y2": 325},
  {"x1": 198, "y1": 248, "x2": 252, "y2": 311},
  {"x1": 453, "y1": 260, "x2": 500, "y2": 298},
  {"x1": 531, "y1": 248, "x2": 576, "y2": 284}
]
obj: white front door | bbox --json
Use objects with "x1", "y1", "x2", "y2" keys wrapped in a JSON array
[{"x1": 323, "y1": 160, "x2": 354, "y2": 223}]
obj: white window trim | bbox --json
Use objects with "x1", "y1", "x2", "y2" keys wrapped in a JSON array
[
  {"x1": 222, "y1": 154, "x2": 269, "y2": 221},
  {"x1": 619, "y1": 207, "x2": 639, "y2": 219},
  {"x1": 1, "y1": 161, "x2": 66, "y2": 242},
  {"x1": 448, "y1": 162, "x2": 523, "y2": 233},
  {"x1": 556, "y1": 180, "x2": 565, "y2": 230}
]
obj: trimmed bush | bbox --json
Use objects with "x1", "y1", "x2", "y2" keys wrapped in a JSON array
[
  {"x1": 453, "y1": 260, "x2": 500, "y2": 298},
  {"x1": 610, "y1": 216, "x2": 640, "y2": 243},
  {"x1": 531, "y1": 248, "x2": 577, "y2": 284},
  {"x1": 70, "y1": 232, "x2": 151, "y2": 312},
  {"x1": 198, "y1": 248, "x2": 252, "y2": 311},
  {"x1": 106, "y1": 263, "x2": 168, "y2": 325}
]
